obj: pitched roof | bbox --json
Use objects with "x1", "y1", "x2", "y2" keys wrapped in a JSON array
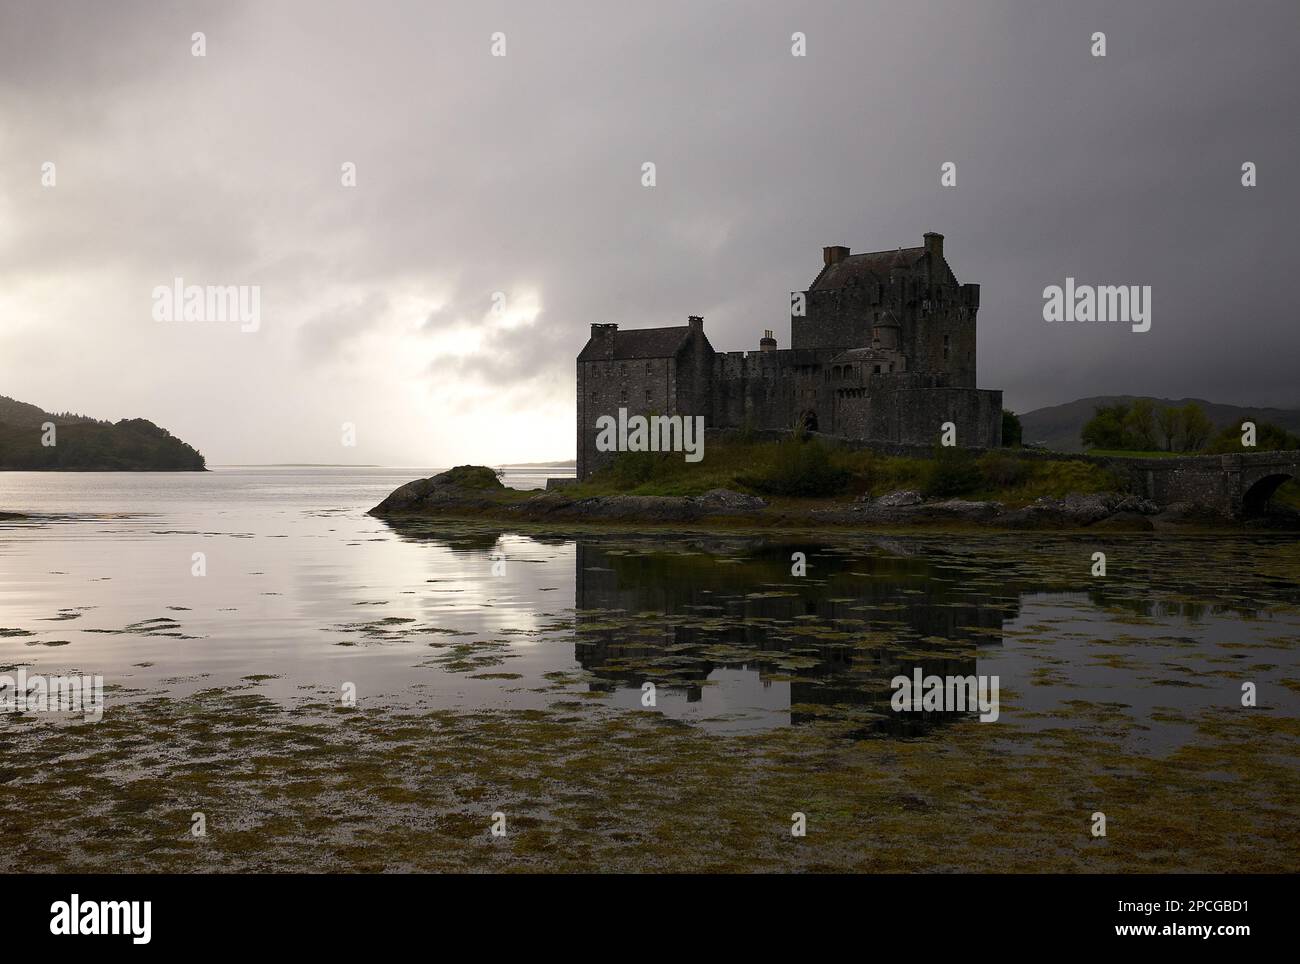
[
  {"x1": 812, "y1": 247, "x2": 925, "y2": 291},
  {"x1": 578, "y1": 325, "x2": 691, "y2": 361}
]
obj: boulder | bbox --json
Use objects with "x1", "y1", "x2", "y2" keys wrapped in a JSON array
[
  {"x1": 690, "y1": 489, "x2": 768, "y2": 513},
  {"x1": 851, "y1": 498, "x2": 1003, "y2": 524},
  {"x1": 874, "y1": 490, "x2": 924, "y2": 508},
  {"x1": 1003, "y1": 492, "x2": 1160, "y2": 529},
  {"x1": 370, "y1": 465, "x2": 506, "y2": 515}
]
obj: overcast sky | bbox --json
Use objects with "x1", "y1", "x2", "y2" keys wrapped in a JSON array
[{"x1": 1, "y1": 0, "x2": 1296, "y2": 465}]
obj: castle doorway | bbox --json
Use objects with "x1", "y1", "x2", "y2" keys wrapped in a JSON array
[{"x1": 798, "y1": 410, "x2": 819, "y2": 436}]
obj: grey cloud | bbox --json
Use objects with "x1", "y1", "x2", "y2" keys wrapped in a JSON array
[
  {"x1": 298, "y1": 290, "x2": 389, "y2": 364},
  {"x1": 1, "y1": 0, "x2": 1296, "y2": 463}
]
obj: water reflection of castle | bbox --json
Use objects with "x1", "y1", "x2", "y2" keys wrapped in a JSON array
[{"x1": 573, "y1": 538, "x2": 1021, "y2": 734}]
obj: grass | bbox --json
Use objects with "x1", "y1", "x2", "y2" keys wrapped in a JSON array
[
  {"x1": 438, "y1": 465, "x2": 505, "y2": 489},
  {"x1": 563, "y1": 439, "x2": 1121, "y2": 508}
]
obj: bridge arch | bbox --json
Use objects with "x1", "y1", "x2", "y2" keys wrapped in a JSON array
[{"x1": 1241, "y1": 472, "x2": 1295, "y2": 516}]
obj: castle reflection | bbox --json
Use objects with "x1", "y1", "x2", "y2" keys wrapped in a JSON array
[
  {"x1": 573, "y1": 536, "x2": 1021, "y2": 734},
  {"x1": 373, "y1": 518, "x2": 1290, "y2": 736}
]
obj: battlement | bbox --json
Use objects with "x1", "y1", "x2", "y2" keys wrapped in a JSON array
[{"x1": 575, "y1": 233, "x2": 1001, "y2": 477}]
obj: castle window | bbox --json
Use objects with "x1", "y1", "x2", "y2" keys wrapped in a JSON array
[
  {"x1": 943, "y1": 335, "x2": 951, "y2": 360},
  {"x1": 619, "y1": 364, "x2": 627, "y2": 377},
  {"x1": 645, "y1": 389, "x2": 652, "y2": 403},
  {"x1": 873, "y1": 365, "x2": 881, "y2": 374},
  {"x1": 645, "y1": 362, "x2": 652, "y2": 374},
  {"x1": 620, "y1": 389, "x2": 628, "y2": 403}
]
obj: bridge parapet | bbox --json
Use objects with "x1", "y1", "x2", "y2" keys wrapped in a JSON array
[{"x1": 1097, "y1": 451, "x2": 1298, "y2": 516}]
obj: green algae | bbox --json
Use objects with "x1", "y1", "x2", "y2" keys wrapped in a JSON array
[{"x1": 1, "y1": 686, "x2": 1294, "y2": 873}]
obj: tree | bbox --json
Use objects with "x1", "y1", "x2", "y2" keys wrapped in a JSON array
[
  {"x1": 1081, "y1": 403, "x2": 1131, "y2": 450},
  {"x1": 1179, "y1": 403, "x2": 1213, "y2": 452},
  {"x1": 1206, "y1": 417, "x2": 1300, "y2": 453},
  {"x1": 1124, "y1": 398, "x2": 1158, "y2": 450},
  {"x1": 1001, "y1": 409, "x2": 1023, "y2": 447},
  {"x1": 1156, "y1": 405, "x2": 1182, "y2": 452}
]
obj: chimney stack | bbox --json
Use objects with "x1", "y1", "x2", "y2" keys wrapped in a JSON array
[
  {"x1": 823, "y1": 245, "x2": 850, "y2": 266},
  {"x1": 589, "y1": 323, "x2": 618, "y2": 356},
  {"x1": 923, "y1": 232, "x2": 944, "y2": 260},
  {"x1": 759, "y1": 329, "x2": 777, "y2": 352},
  {"x1": 687, "y1": 314, "x2": 704, "y2": 333}
]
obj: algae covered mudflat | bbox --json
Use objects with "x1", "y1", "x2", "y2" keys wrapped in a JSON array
[
  {"x1": 2, "y1": 510, "x2": 1297, "y2": 872},
  {"x1": 2, "y1": 685, "x2": 1296, "y2": 872}
]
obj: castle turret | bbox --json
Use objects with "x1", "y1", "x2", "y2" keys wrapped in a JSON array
[{"x1": 872, "y1": 312, "x2": 901, "y2": 351}]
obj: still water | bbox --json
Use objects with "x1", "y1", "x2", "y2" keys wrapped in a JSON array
[
  {"x1": 2, "y1": 467, "x2": 1298, "y2": 871},
  {"x1": 2, "y1": 467, "x2": 1297, "y2": 741}
]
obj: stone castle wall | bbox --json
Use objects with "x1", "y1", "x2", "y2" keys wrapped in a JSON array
[
  {"x1": 577, "y1": 354, "x2": 679, "y2": 478},
  {"x1": 575, "y1": 236, "x2": 1003, "y2": 478}
]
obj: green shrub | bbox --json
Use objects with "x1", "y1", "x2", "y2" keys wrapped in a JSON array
[
  {"x1": 601, "y1": 450, "x2": 668, "y2": 487},
  {"x1": 1018, "y1": 460, "x2": 1121, "y2": 500},
  {"x1": 923, "y1": 448, "x2": 983, "y2": 498},
  {"x1": 739, "y1": 436, "x2": 851, "y2": 497},
  {"x1": 977, "y1": 451, "x2": 1030, "y2": 488}
]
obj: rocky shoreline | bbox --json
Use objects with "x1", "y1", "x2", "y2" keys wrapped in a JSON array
[{"x1": 369, "y1": 468, "x2": 1295, "y2": 531}]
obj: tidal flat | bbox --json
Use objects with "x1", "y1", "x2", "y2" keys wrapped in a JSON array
[
  {"x1": 3, "y1": 680, "x2": 1297, "y2": 872},
  {"x1": 1, "y1": 469, "x2": 1297, "y2": 872}
]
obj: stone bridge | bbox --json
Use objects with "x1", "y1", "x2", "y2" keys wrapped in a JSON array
[{"x1": 1099, "y1": 451, "x2": 1300, "y2": 517}]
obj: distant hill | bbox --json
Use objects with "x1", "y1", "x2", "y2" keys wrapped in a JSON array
[
  {"x1": 1019, "y1": 396, "x2": 1300, "y2": 453},
  {"x1": 0, "y1": 395, "x2": 97, "y2": 429},
  {"x1": 0, "y1": 395, "x2": 205, "y2": 470}
]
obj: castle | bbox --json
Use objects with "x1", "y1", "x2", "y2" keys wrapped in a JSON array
[{"x1": 576, "y1": 232, "x2": 1002, "y2": 478}]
